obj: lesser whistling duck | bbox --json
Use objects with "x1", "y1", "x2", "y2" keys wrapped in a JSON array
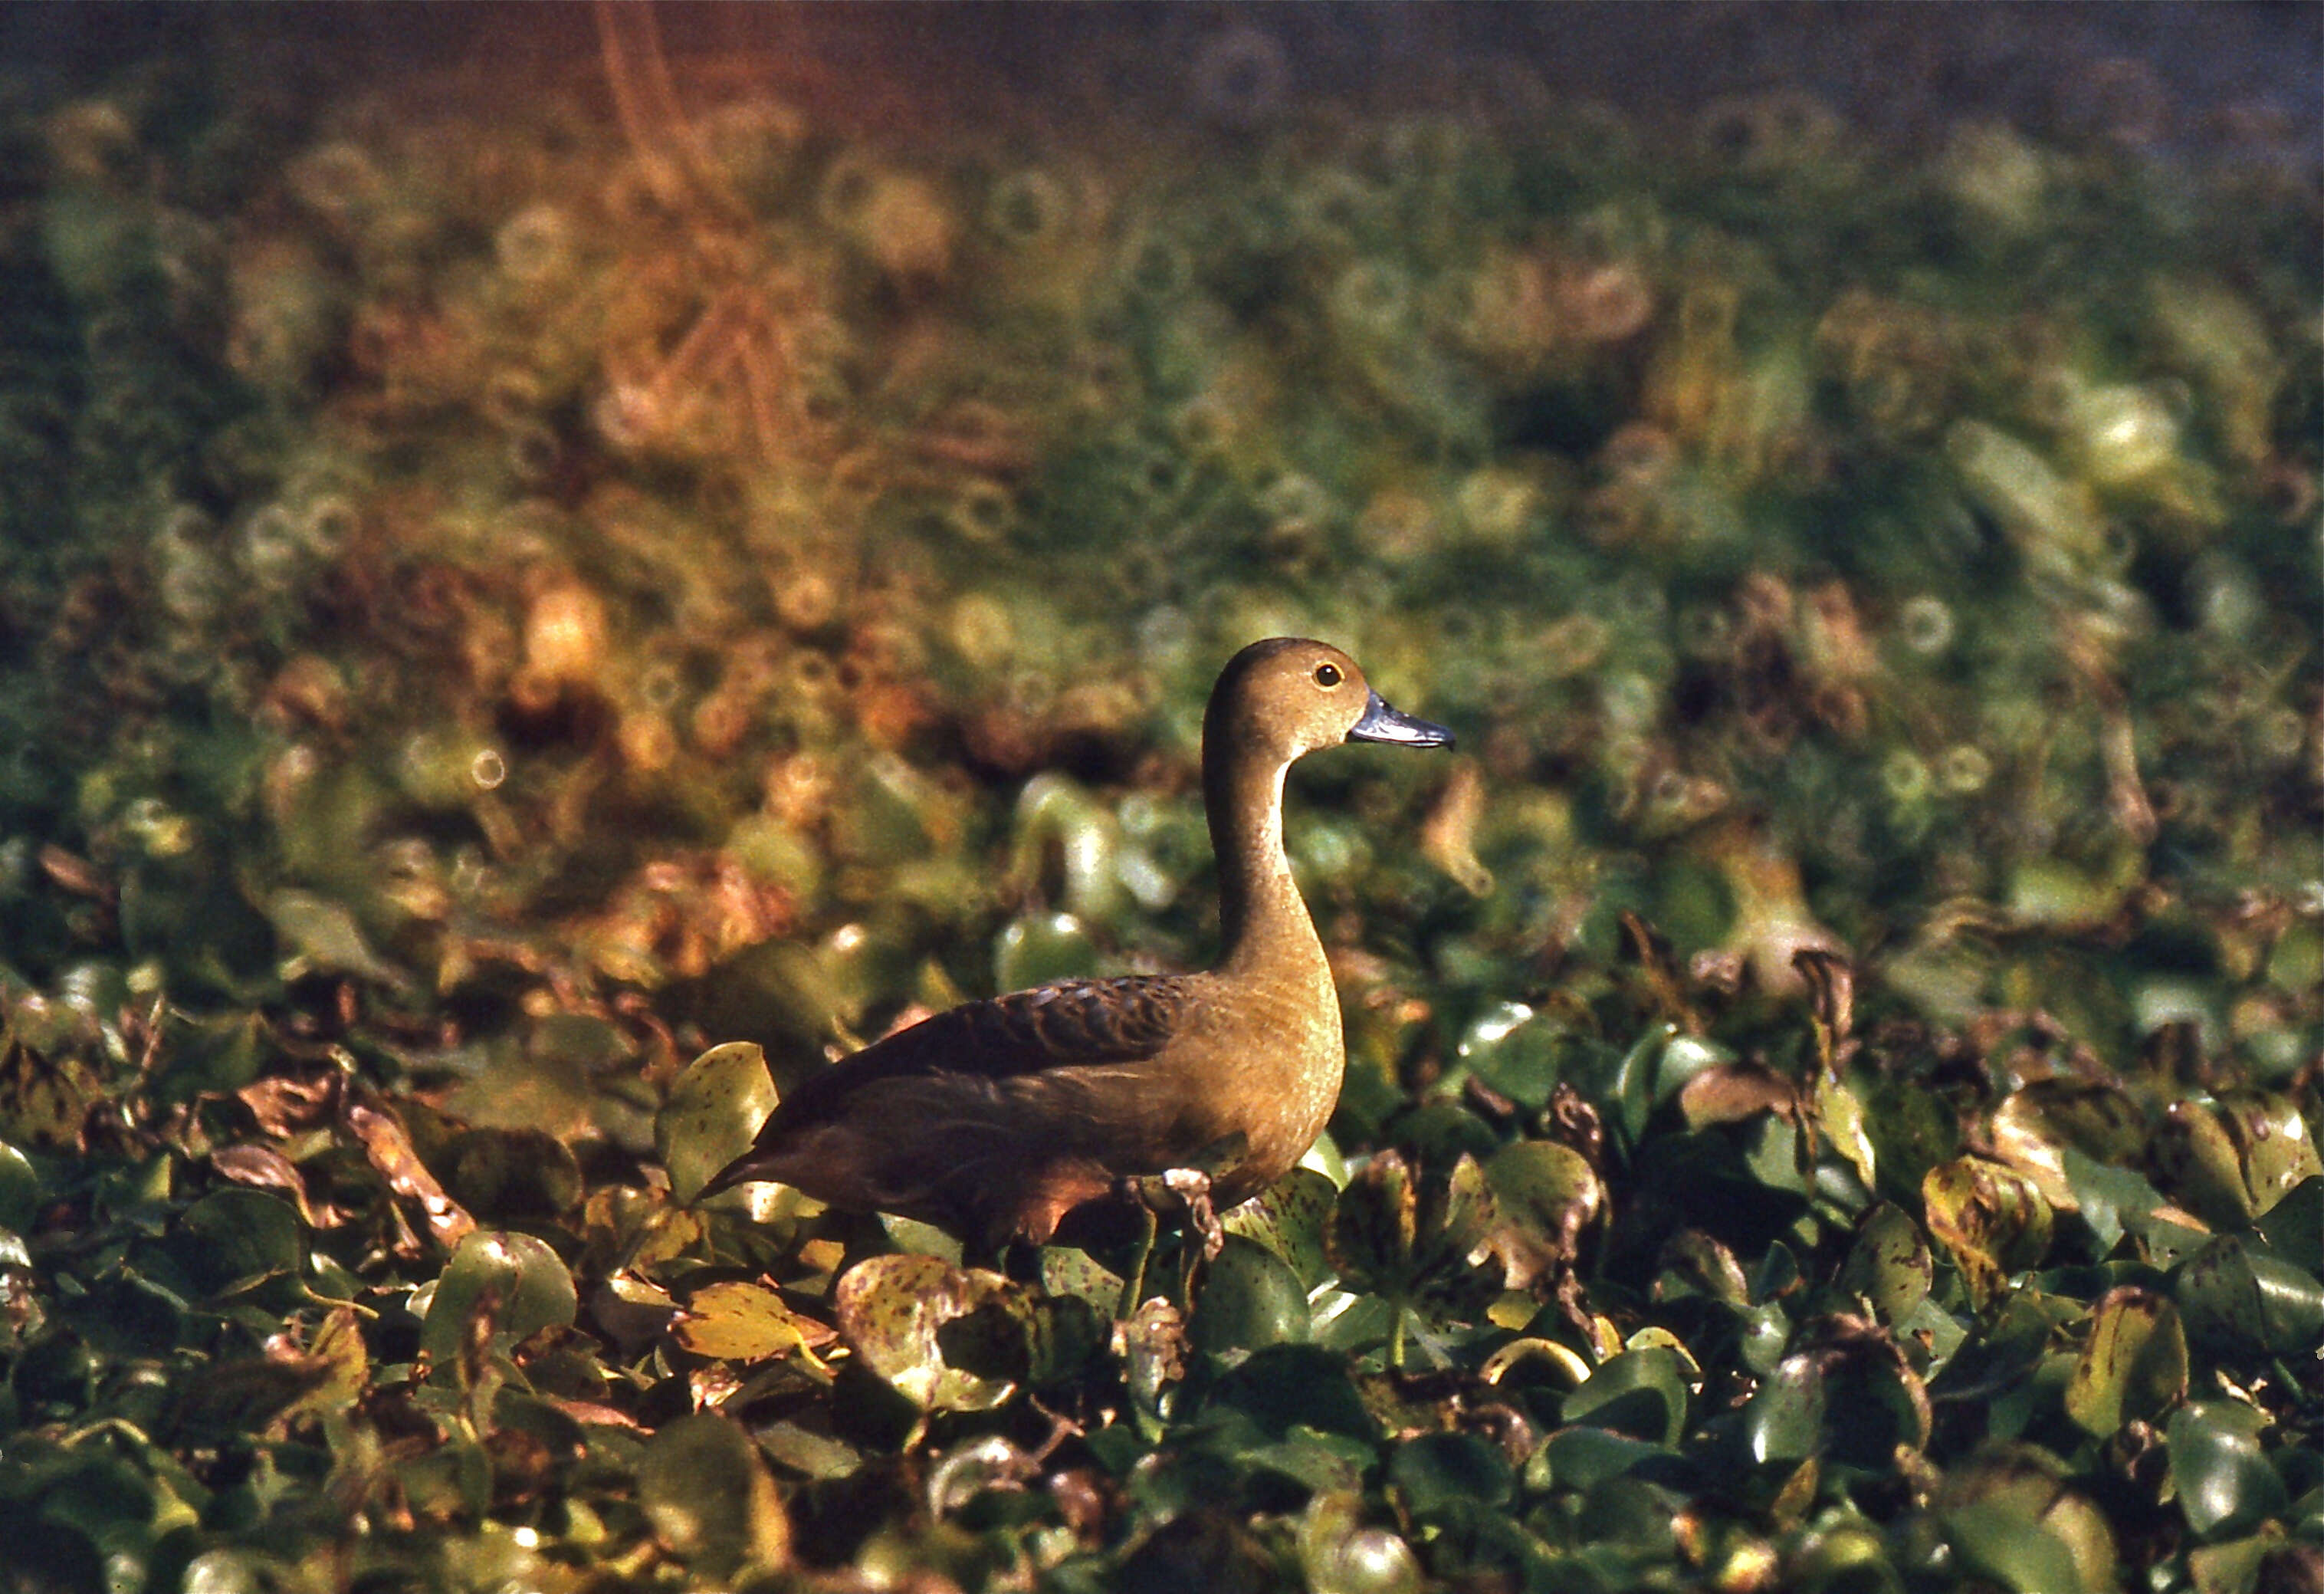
[{"x1": 699, "y1": 637, "x2": 1452, "y2": 1248}]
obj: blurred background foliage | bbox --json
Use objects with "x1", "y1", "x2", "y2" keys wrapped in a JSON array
[{"x1": 0, "y1": 4, "x2": 2316, "y2": 1590}]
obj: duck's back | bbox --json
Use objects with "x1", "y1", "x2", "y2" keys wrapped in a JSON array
[{"x1": 737, "y1": 972, "x2": 1219, "y2": 1244}]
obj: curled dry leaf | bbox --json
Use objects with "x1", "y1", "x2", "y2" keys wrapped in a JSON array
[{"x1": 346, "y1": 1095, "x2": 474, "y2": 1251}]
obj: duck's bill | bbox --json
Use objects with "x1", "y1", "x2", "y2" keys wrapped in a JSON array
[{"x1": 1347, "y1": 689, "x2": 1455, "y2": 749}]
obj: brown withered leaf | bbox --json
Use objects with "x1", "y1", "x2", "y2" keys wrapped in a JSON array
[
  {"x1": 237, "y1": 1066, "x2": 343, "y2": 1136},
  {"x1": 346, "y1": 1095, "x2": 475, "y2": 1250},
  {"x1": 1679, "y1": 1062, "x2": 1800, "y2": 1129},
  {"x1": 1922, "y1": 1155, "x2": 2054, "y2": 1308},
  {"x1": 210, "y1": 1142, "x2": 326, "y2": 1228},
  {"x1": 1794, "y1": 947, "x2": 1855, "y2": 1062}
]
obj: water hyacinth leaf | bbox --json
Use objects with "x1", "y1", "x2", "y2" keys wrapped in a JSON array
[
  {"x1": 1812, "y1": 1071, "x2": 1879, "y2": 1194},
  {"x1": 419, "y1": 1230, "x2": 578, "y2": 1378},
  {"x1": 263, "y1": 888, "x2": 411, "y2": 988},
  {"x1": 1941, "y1": 1503, "x2": 2091, "y2": 1594},
  {"x1": 1988, "y1": 1080, "x2": 2145, "y2": 1214},
  {"x1": 443, "y1": 1126, "x2": 584, "y2": 1220},
  {"x1": 1537, "y1": 1425, "x2": 1672, "y2": 1493},
  {"x1": 2173, "y1": 1234, "x2": 2324, "y2": 1357},
  {"x1": 172, "y1": 1187, "x2": 304, "y2": 1297},
  {"x1": 754, "y1": 1421, "x2": 863, "y2": 1483},
  {"x1": 1853, "y1": 1072, "x2": 1963, "y2": 1204},
  {"x1": 345, "y1": 1096, "x2": 474, "y2": 1249},
  {"x1": 2064, "y1": 1287, "x2": 2186, "y2": 1438},
  {"x1": 1738, "y1": 1301, "x2": 1794, "y2": 1378},
  {"x1": 993, "y1": 910, "x2": 1102, "y2": 991},
  {"x1": 1922, "y1": 1155, "x2": 2054, "y2": 1307},
  {"x1": 1242, "y1": 1428, "x2": 1375, "y2": 1498},
  {"x1": 1009, "y1": 1289, "x2": 1108, "y2": 1388},
  {"x1": 1941, "y1": 1451, "x2": 2119, "y2": 1594},
  {"x1": 2155, "y1": 1096, "x2": 2291, "y2": 1231},
  {"x1": 1206, "y1": 1343, "x2": 1376, "y2": 1442},
  {"x1": 1300, "y1": 1490, "x2": 1424, "y2": 1594},
  {"x1": 1837, "y1": 1202, "x2": 1932, "y2": 1324},
  {"x1": 1660, "y1": 1228, "x2": 1751, "y2": 1306},
  {"x1": 1038, "y1": 1245, "x2": 1126, "y2": 1315},
  {"x1": 1814, "y1": 1326, "x2": 1933, "y2": 1466},
  {"x1": 1479, "y1": 1336, "x2": 1594, "y2": 1392},
  {"x1": 2253, "y1": 1175, "x2": 2321, "y2": 1273},
  {"x1": 1677, "y1": 1061, "x2": 1799, "y2": 1131},
  {"x1": 2059, "y1": 1145, "x2": 2166, "y2": 1257},
  {"x1": 1457, "y1": 1001, "x2": 1571, "y2": 1110},
  {"x1": 2168, "y1": 1403, "x2": 2290, "y2": 1539},
  {"x1": 2212, "y1": 1092, "x2": 2322, "y2": 1219},
  {"x1": 0, "y1": 1137, "x2": 38, "y2": 1233},
  {"x1": 658, "y1": 1042, "x2": 780, "y2": 1205},
  {"x1": 1482, "y1": 1139, "x2": 1602, "y2": 1285},
  {"x1": 1562, "y1": 1346, "x2": 1692, "y2": 1447},
  {"x1": 1324, "y1": 1149, "x2": 1500, "y2": 1325},
  {"x1": 1388, "y1": 1431, "x2": 1514, "y2": 1520},
  {"x1": 1223, "y1": 1165, "x2": 1338, "y2": 1288},
  {"x1": 1743, "y1": 1353, "x2": 1826, "y2": 1464},
  {"x1": 1191, "y1": 1234, "x2": 1311, "y2": 1354},
  {"x1": 1611, "y1": 1022, "x2": 1679, "y2": 1145},
  {"x1": 672, "y1": 1280, "x2": 835, "y2": 1365},
  {"x1": 638, "y1": 1411, "x2": 789, "y2": 1579},
  {"x1": 2160, "y1": 1099, "x2": 2238, "y2": 1228},
  {"x1": 2184, "y1": 1536, "x2": 2275, "y2": 1594},
  {"x1": 832, "y1": 1252, "x2": 1021, "y2": 1412}
]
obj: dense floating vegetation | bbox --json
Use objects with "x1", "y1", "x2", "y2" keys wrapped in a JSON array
[{"x1": 0, "y1": 7, "x2": 2317, "y2": 1592}]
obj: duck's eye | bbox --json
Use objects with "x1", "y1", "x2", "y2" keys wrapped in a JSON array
[{"x1": 1314, "y1": 662, "x2": 1342, "y2": 688}]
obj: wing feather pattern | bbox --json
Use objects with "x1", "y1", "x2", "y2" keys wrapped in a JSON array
[{"x1": 772, "y1": 974, "x2": 1196, "y2": 1130}]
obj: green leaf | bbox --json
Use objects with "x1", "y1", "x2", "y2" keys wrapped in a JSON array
[
  {"x1": 2175, "y1": 1234, "x2": 2324, "y2": 1357},
  {"x1": 172, "y1": 1187, "x2": 304, "y2": 1298},
  {"x1": 1038, "y1": 1245, "x2": 1126, "y2": 1315},
  {"x1": 2168, "y1": 1403, "x2": 2290, "y2": 1539},
  {"x1": 638, "y1": 1412, "x2": 789, "y2": 1579},
  {"x1": 1203, "y1": 1344, "x2": 1377, "y2": 1441},
  {"x1": 0, "y1": 1137, "x2": 35, "y2": 1234},
  {"x1": 658, "y1": 1041, "x2": 780, "y2": 1205},
  {"x1": 1838, "y1": 1202, "x2": 1932, "y2": 1324},
  {"x1": 1457, "y1": 1002, "x2": 1572, "y2": 1110},
  {"x1": 993, "y1": 910, "x2": 1102, "y2": 990},
  {"x1": 2253, "y1": 1175, "x2": 2322, "y2": 1274},
  {"x1": 1388, "y1": 1431, "x2": 1513, "y2": 1520},
  {"x1": 1942, "y1": 1502, "x2": 2089, "y2": 1594},
  {"x1": 419, "y1": 1229, "x2": 578, "y2": 1379},
  {"x1": 1223, "y1": 1165, "x2": 1339, "y2": 1289},
  {"x1": 1535, "y1": 1425, "x2": 1669, "y2": 1493},
  {"x1": 2213, "y1": 1093, "x2": 2322, "y2": 1219},
  {"x1": 2058, "y1": 1145, "x2": 2165, "y2": 1257},
  {"x1": 1300, "y1": 1490, "x2": 1425, "y2": 1594},
  {"x1": 1561, "y1": 1346, "x2": 1692, "y2": 1447},
  {"x1": 1742, "y1": 1353, "x2": 1825, "y2": 1464},
  {"x1": 2064, "y1": 1286, "x2": 2186, "y2": 1437},
  {"x1": 1482, "y1": 1139, "x2": 1603, "y2": 1283},
  {"x1": 1192, "y1": 1234, "x2": 1311, "y2": 1355},
  {"x1": 1324, "y1": 1150, "x2": 1501, "y2": 1334}
]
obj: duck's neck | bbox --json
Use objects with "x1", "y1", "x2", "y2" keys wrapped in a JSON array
[{"x1": 1207, "y1": 752, "x2": 1325, "y2": 978}]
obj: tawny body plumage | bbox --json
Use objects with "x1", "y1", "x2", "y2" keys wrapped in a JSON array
[{"x1": 699, "y1": 638, "x2": 1451, "y2": 1246}]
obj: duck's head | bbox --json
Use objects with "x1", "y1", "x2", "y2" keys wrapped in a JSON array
[{"x1": 1206, "y1": 637, "x2": 1454, "y2": 766}]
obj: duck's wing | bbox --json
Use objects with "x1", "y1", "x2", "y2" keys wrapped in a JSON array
[{"x1": 769, "y1": 973, "x2": 1200, "y2": 1129}]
